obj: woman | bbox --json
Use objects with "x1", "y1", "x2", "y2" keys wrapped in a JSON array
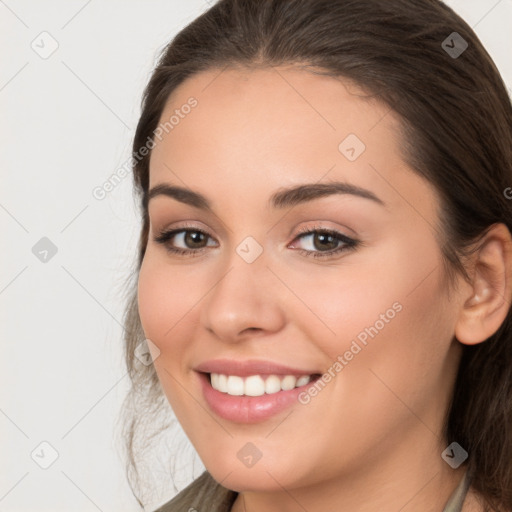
[{"x1": 121, "y1": 0, "x2": 512, "y2": 510}]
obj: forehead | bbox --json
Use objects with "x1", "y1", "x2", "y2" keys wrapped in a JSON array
[
  {"x1": 155, "y1": 65, "x2": 396, "y2": 143},
  {"x1": 149, "y1": 65, "x2": 400, "y2": 177},
  {"x1": 146, "y1": 65, "x2": 438, "y2": 224}
]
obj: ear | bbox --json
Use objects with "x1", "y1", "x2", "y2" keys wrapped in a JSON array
[{"x1": 454, "y1": 223, "x2": 512, "y2": 346}]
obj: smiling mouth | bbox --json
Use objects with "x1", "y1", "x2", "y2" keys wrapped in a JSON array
[{"x1": 205, "y1": 372, "x2": 322, "y2": 397}]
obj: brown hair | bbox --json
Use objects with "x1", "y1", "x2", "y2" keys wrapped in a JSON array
[{"x1": 120, "y1": 0, "x2": 512, "y2": 510}]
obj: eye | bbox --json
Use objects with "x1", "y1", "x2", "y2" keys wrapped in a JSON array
[
  {"x1": 153, "y1": 223, "x2": 360, "y2": 259},
  {"x1": 288, "y1": 226, "x2": 359, "y2": 259},
  {"x1": 153, "y1": 225, "x2": 218, "y2": 256}
]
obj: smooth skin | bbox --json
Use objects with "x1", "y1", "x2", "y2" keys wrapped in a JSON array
[{"x1": 137, "y1": 65, "x2": 512, "y2": 512}]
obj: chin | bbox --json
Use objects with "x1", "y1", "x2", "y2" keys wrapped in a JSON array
[{"x1": 201, "y1": 449, "x2": 311, "y2": 494}]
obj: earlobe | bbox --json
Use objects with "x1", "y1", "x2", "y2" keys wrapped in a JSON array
[{"x1": 454, "y1": 223, "x2": 512, "y2": 346}]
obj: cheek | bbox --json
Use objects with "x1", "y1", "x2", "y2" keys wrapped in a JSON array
[
  {"x1": 137, "y1": 257, "x2": 200, "y2": 415},
  {"x1": 137, "y1": 256, "x2": 190, "y2": 350},
  {"x1": 288, "y1": 232, "x2": 455, "y2": 407},
  {"x1": 279, "y1": 236, "x2": 443, "y2": 361},
  {"x1": 282, "y1": 261, "x2": 455, "y2": 471}
]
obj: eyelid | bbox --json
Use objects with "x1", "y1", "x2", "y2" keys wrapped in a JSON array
[
  {"x1": 153, "y1": 221, "x2": 353, "y2": 242},
  {"x1": 153, "y1": 221, "x2": 360, "y2": 259},
  {"x1": 148, "y1": 207, "x2": 229, "y2": 239},
  {"x1": 288, "y1": 224, "x2": 358, "y2": 253},
  {"x1": 152, "y1": 219, "x2": 216, "y2": 237},
  {"x1": 290, "y1": 222, "x2": 356, "y2": 243}
]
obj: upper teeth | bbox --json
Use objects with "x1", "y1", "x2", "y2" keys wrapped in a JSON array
[{"x1": 210, "y1": 373, "x2": 312, "y2": 396}]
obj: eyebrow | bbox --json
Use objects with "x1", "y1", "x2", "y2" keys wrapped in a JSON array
[{"x1": 146, "y1": 181, "x2": 386, "y2": 211}]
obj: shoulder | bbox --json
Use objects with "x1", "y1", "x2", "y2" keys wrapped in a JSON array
[{"x1": 152, "y1": 470, "x2": 238, "y2": 512}]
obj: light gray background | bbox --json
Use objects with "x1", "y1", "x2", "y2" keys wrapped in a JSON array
[{"x1": 1, "y1": 1, "x2": 511, "y2": 511}]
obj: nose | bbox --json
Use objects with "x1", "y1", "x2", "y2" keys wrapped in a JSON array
[{"x1": 199, "y1": 247, "x2": 286, "y2": 343}]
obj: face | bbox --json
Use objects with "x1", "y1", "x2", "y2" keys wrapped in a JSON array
[{"x1": 137, "y1": 65, "x2": 464, "y2": 494}]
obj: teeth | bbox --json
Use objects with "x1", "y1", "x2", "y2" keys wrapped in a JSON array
[
  {"x1": 210, "y1": 373, "x2": 312, "y2": 396},
  {"x1": 296, "y1": 375, "x2": 311, "y2": 387},
  {"x1": 281, "y1": 375, "x2": 297, "y2": 390},
  {"x1": 218, "y1": 373, "x2": 228, "y2": 393},
  {"x1": 226, "y1": 375, "x2": 244, "y2": 396},
  {"x1": 265, "y1": 375, "x2": 281, "y2": 394},
  {"x1": 245, "y1": 375, "x2": 266, "y2": 396}
]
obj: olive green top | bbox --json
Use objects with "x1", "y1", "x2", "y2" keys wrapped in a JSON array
[
  {"x1": 443, "y1": 467, "x2": 472, "y2": 512},
  {"x1": 153, "y1": 470, "x2": 237, "y2": 512},
  {"x1": 154, "y1": 466, "x2": 472, "y2": 512}
]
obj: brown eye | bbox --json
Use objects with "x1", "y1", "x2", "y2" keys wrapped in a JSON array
[
  {"x1": 311, "y1": 232, "x2": 339, "y2": 251},
  {"x1": 289, "y1": 228, "x2": 359, "y2": 259},
  {"x1": 184, "y1": 230, "x2": 208, "y2": 248},
  {"x1": 153, "y1": 227, "x2": 218, "y2": 256}
]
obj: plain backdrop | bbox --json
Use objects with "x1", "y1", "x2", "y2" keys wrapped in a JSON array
[{"x1": 1, "y1": 1, "x2": 511, "y2": 511}]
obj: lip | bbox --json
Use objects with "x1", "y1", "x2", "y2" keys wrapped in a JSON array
[
  {"x1": 194, "y1": 358, "x2": 319, "y2": 377},
  {"x1": 194, "y1": 359, "x2": 321, "y2": 424}
]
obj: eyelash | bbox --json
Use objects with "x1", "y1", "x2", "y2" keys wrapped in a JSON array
[{"x1": 153, "y1": 223, "x2": 360, "y2": 259}]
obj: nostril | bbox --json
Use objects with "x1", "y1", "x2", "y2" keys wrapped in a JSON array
[{"x1": 241, "y1": 327, "x2": 262, "y2": 334}]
